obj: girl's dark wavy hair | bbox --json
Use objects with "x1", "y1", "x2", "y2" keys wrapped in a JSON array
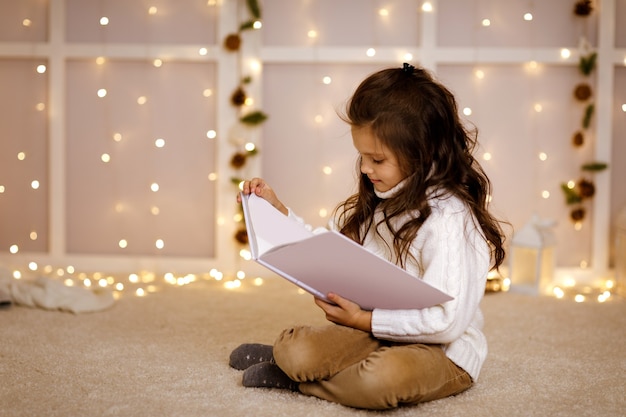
[{"x1": 336, "y1": 66, "x2": 506, "y2": 271}]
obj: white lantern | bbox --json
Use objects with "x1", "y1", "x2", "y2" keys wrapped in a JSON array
[{"x1": 509, "y1": 215, "x2": 556, "y2": 295}]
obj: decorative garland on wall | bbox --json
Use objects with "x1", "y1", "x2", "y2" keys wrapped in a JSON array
[
  {"x1": 560, "y1": 0, "x2": 608, "y2": 224},
  {"x1": 222, "y1": 0, "x2": 268, "y2": 245}
]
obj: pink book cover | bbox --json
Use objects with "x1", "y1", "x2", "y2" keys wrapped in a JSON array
[{"x1": 241, "y1": 193, "x2": 453, "y2": 310}]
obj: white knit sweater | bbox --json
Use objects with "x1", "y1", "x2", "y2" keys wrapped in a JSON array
[{"x1": 288, "y1": 182, "x2": 490, "y2": 381}]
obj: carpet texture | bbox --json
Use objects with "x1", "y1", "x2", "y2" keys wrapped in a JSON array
[{"x1": 1, "y1": 276, "x2": 624, "y2": 417}]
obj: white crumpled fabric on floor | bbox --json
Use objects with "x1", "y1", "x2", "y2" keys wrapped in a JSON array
[{"x1": 0, "y1": 268, "x2": 115, "y2": 314}]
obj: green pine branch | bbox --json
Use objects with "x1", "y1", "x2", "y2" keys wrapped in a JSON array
[
  {"x1": 560, "y1": 183, "x2": 582, "y2": 205},
  {"x1": 581, "y1": 162, "x2": 608, "y2": 172}
]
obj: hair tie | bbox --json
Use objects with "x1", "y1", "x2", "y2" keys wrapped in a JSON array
[{"x1": 402, "y1": 63, "x2": 415, "y2": 74}]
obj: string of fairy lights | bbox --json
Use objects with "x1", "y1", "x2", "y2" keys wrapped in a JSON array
[{"x1": 1, "y1": 0, "x2": 624, "y2": 304}]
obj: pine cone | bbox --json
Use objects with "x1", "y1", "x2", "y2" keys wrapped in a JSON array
[
  {"x1": 231, "y1": 87, "x2": 247, "y2": 106},
  {"x1": 224, "y1": 33, "x2": 241, "y2": 51},
  {"x1": 234, "y1": 228, "x2": 249, "y2": 244},
  {"x1": 230, "y1": 152, "x2": 247, "y2": 169},
  {"x1": 574, "y1": 0, "x2": 593, "y2": 16},
  {"x1": 572, "y1": 131, "x2": 585, "y2": 147},
  {"x1": 578, "y1": 178, "x2": 595, "y2": 199},
  {"x1": 570, "y1": 207, "x2": 586, "y2": 222},
  {"x1": 574, "y1": 83, "x2": 592, "y2": 101}
]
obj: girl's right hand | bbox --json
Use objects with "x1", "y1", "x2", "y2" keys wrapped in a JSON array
[{"x1": 237, "y1": 177, "x2": 288, "y2": 216}]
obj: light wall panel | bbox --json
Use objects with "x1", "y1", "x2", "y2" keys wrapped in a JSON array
[
  {"x1": 65, "y1": 59, "x2": 217, "y2": 257},
  {"x1": 0, "y1": 59, "x2": 49, "y2": 254}
]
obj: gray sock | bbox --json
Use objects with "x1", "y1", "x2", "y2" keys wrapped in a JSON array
[
  {"x1": 229, "y1": 343, "x2": 274, "y2": 370},
  {"x1": 242, "y1": 362, "x2": 299, "y2": 391}
]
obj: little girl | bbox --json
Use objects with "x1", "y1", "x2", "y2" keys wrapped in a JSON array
[{"x1": 230, "y1": 63, "x2": 506, "y2": 410}]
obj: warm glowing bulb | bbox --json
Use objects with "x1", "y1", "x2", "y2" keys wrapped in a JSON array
[
  {"x1": 148, "y1": 6, "x2": 158, "y2": 15},
  {"x1": 567, "y1": 180, "x2": 576, "y2": 189},
  {"x1": 463, "y1": 107, "x2": 472, "y2": 116},
  {"x1": 319, "y1": 208, "x2": 328, "y2": 218},
  {"x1": 206, "y1": 130, "x2": 217, "y2": 139},
  {"x1": 203, "y1": 88, "x2": 213, "y2": 97},
  {"x1": 150, "y1": 183, "x2": 159, "y2": 192},
  {"x1": 482, "y1": 152, "x2": 492, "y2": 161},
  {"x1": 23, "y1": 19, "x2": 32, "y2": 27},
  {"x1": 379, "y1": 8, "x2": 389, "y2": 16},
  {"x1": 244, "y1": 142, "x2": 256, "y2": 152},
  {"x1": 208, "y1": 173, "x2": 217, "y2": 181},
  {"x1": 153, "y1": 58, "x2": 162, "y2": 67},
  {"x1": 541, "y1": 190, "x2": 550, "y2": 199},
  {"x1": 17, "y1": 152, "x2": 26, "y2": 160},
  {"x1": 9, "y1": 244, "x2": 19, "y2": 254},
  {"x1": 534, "y1": 103, "x2": 543, "y2": 112},
  {"x1": 421, "y1": 2, "x2": 433, "y2": 12},
  {"x1": 621, "y1": 104, "x2": 626, "y2": 112},
  {"x1": 31, "y1": 180, "x2": 40, "y2": 189},
  {"x1": 523, "y1": 13, "x2": 533, "y2": 21},
  {"x1": 307, "y1": 30, "x2": 317, "y2": 39},
  {"x1": 322, "y1": 76, "x2": 332, "y2": 85},
  {"x1": 96, "y1": 56, "x2": 105, "y2": 65},
  {"x1": 156, "y1": 239, "x2": 164, "y2": 249},
  {"x1": 28, "y1": 262, "x2": 38, "y2": 271},
  {"x1": 119, "y1": 239, "x2": 128, "y2": 249},
  {"x1": 314, "y1": 115, "x2": 323, "y2": 124},
  {"x1": 97, "y1": 88, "x2": 107, "y2": 98},
  {"x1": 36, "y1": 103, "x2": 45, "y2": 111},
  {"x1": 100, "y1": 16, "x2": 109, "y2": 25},
  {"x1": 404, "y1": 53, "x2": 413, "y2": 61},
  {"x1": 113, "y1": 133, "x2": 122, "y2": 142},
  {"x1": 198, "y1": 47, "x2": 208, "y2": 56},
  {"x1": 475, "y1": 69, "x2": 485, "y2": 79},
  {"x1": 366, "y1": 48, "x2": 376, "y2": 57},
  {"x1": 36, "y1": 64, "x2": 46, "y2": 74},
  {"x1": 30, "y1": 231, "x2": 38, "y2": 240},
  {"x1": 151, "y1": 206, "x2": 160, "y2": 215},
  {"x1": 155, "y1": 138, "x2": 165, "y2": 148},
  {"x1": 101, "y1": 153, "x2": 111, "y2": 163},
  {"x1": 322, "y1": 166, "x2": 332, "y2": 175},
  {"x1": 538, "y1": 152, "x2": 548, "y2": 161},
  {"x1": 481, "y1": 18, "x2": 491, "y2": 27},
  {"x1": 560, "y1": 48, "x2": 571, "y2": 59},
  {"x1": 253, "y1": 21, "x2": 262, "y2": 29},
  {"x1": 137, "y1": 96, "x2": 147, "y2": 105}
]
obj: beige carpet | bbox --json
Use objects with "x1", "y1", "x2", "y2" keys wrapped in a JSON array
[{"x1": 1, "y1": 275, "x2": 624, "y2": 417}]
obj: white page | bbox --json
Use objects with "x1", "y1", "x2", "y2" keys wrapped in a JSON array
[
  {"x1": 241, "y1": 193, "x2": 314, "y2": 257},
  {"x1": 260, "y1": 230, "x2": 453, "y2": 310}
]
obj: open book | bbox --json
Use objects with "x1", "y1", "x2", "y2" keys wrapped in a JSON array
[{"x1": 241, "y1": 192, "x2": 453, "y2": 310}]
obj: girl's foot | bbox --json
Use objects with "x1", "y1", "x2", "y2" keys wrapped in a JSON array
[
  {"x1": 229, "y1": 343, "x2": 274, "y2": 370},
  {"x1": 242, "y1": 362, "x2": 299, "y2": 391}
]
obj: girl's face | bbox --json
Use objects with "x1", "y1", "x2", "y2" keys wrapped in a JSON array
[{"x1": 352, "y1": 125, "x2": 406, "y2": 193}]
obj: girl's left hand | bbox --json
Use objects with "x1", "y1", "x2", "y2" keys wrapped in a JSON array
[{"x1": 314, "y1": 293, "x2": 372, "y2": 332}]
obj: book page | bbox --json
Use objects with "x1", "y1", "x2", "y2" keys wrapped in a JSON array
[
  {"x1": 242, "y1": 193, "x2": 314, "y2": 258},
  {"x1": 260, "y1": 230, "x2": 453, "y2": 310}
]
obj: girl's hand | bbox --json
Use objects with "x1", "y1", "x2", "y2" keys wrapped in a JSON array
[
  {"x1": 314, "y1": 293, "x2": 372, "y2": 332},
  {"x1": 237, "y1": 177, "x2": 288, "y2": 215}
]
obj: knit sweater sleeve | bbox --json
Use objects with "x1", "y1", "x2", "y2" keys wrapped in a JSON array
[{"x1": 370, "y1": 197, "x2": 490, "y2": 344}]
